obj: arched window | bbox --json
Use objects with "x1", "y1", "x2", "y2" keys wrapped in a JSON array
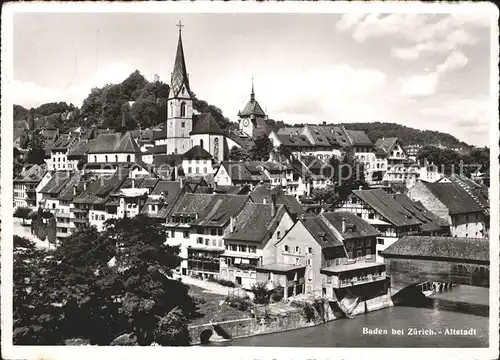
[
  {"x1": 94, "y1": 156, "x2": 97, "y2": 163},
  {"x1": 180, "y1": 102, "x2": 186, "y2": 117},
  {"x1": 105, "y1": 155, "x2": 108, "y2": 162},
  {"x1": 214, "y1": 137, "x2": 220, "y2": 160},
  {"x1": 126, "y1": 155, "x2": 131, "y2": 162},
  {"x1": 115, "y1": 155, "x2": 118, "y2": 162},
  {"x1": 200, "y1": 139, "x2": 204, "y2": 149}
]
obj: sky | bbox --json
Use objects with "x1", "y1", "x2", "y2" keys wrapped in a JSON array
[{"x1": 11, "y1": 10, "x2": 495, "y2": 146}]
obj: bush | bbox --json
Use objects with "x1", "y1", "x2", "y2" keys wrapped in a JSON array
[
  {"x1": 251, "y1": 282, "x2": 270, "y2": 305},
  {"x1": 225, "y1": 295, "x2": 250, "y2": 311},
  {"x1": 270, "y1": 284, "x2": 284, "y2": 302},
  {"x1": 207, "y1": 278, "x2": 236, "y2": 288},
  {"x1": 302, "y1": 303, "x2": 316, "y2": 323}
]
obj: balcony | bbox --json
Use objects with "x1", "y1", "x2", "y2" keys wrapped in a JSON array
[
  {"x1": 57, "y1": 222, "x2": 72, "y2": 228},
  {"x1": 56, "y1": 212, "x2": 72, "y2": 218},
  {"x1": 72, "y1": 217, "x2": 88, "y2": 223},
  {"x1": 227, "y1": 262, "x2": 258, "y2": 271},
  {"x1": 335, "y1": 273, "x2": 386, "y2": 288},
  {"x1": 223, "y1": 250, "x2": 260, "y2": 259},
  {"x1": 187, "y1": 259, "x2": 220, "y2": 273},
  {"x1": 70, "y1": 208, "x2": 88, "y2": 213}
]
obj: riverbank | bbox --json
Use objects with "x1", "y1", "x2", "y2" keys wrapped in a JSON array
[{"x1": 189, "y1": 293, "x2": 394, "y2": 345}]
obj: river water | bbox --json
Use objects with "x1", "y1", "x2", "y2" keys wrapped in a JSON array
[{"x1": 226, "y1": 285, "x2": 489, "y2": 348}]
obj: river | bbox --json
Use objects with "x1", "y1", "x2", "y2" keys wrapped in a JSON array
[{"x1": 224, "y1": 285, "x2": 489, "y2": 347}]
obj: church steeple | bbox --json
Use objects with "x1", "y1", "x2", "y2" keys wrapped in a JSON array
[
  {"x1": 170, "y1": 21, "x2": 191, "y2": 99},
  {"x1": 251, "y1": 77, "x2": 255, "y2": 102}
]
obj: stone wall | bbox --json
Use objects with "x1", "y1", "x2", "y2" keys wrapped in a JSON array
[{"x1": 189, "y1": 294, "x2": 391, "y2": 345}]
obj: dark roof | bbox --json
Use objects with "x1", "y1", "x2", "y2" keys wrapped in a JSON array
[
  {"x1": 226, "y1": 130, "x2": 255, "y2": 150},
  {"x1": 153, "y1": 127, "x2": 168, "y2": 141},
  {"x1": 58, "y1": 174, "x2": 86, "y2": 201},
  {"x1": 140, "y1": 180, "x2": 183, "y2": 218},
  {"x1": 214, "y1": 185, "x2": 250, "y2": 195},
  {"x1": 14, "y1": 164, "x2": 47, "y2": 183},
  {"x1": 170, "y1": 193, "x2": 248, "y2": 226},
  {"x1": 190, "y1": 113, "x2": 224, "y2": 135},
  {"x1": 276, "y1": 133, "x2": 312, "y2": 148},
  {"x1": 39, "y1": 171, "x2": 72, "y2": 194},
  {"x1": 153, "y1": 154, "x2": 182, "y2": 167},
  {"x1": 352, "y1": 189, "x2": 422, "y2": 227},
  {"x1": 73, "y1": 172, "x2": 126, "y2": 204},
  {"x1": 249, "y1": 183, "x2": 305, "y2": 216},
  {"x1": 170, "y1": 30, "x2": 191, "y2": 97},
  {"x1": 382, "y1": 236, "x2": 489, "y2": 262},
  {"x1": 422, "y1": 182, "x2": 485, "y2": 215},
  {"x1": 374, "y1": 137, "x2": 398, "y2": 155},
  {"x1": 302, "y1": 216, "x2": 344, "y2": 248},
  {"x1": 145, "y1": 144, "x2": 168, "y2": 154},
  {"x1": 182, "y1": 145, "x2": 213, "y2": 160},
  {"x1": 239, "y1": 99, "x2": 266, "y2": 117},
  {"x1": 345, "y1": 130, "x2": 373, "y2": 147},
  {"x1": 393, "y1": 194, "x2": 449, "y2": 230},
  {"x1": 225, "y1": 203, "x2": 288, "y2": 243},
  {"x1": 219, "y1": 162, "x2": 252, "y2": 182},
  {"x1": 88, "y1": 132, "x2": 141, "y2": 154},
  {"x1": 68, "y1": 140, "x2": 94, "y2": 158},
  {"x1": 321, "y1": 211, "x2": 381, "y2": 239}
]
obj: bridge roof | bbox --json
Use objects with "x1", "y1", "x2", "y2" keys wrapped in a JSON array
[{"x1": 382, "y1": 236, "x2": 489, "y2": 263}]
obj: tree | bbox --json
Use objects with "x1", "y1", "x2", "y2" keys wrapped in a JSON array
[
  {"x1": 329, "y1": 150, "x2": 366, "y2": 202},
  {"x1": 25, "y1": 130, "x2": 46, "y2": 165},
  {"x1": 14, "y1": 215, "x2": 197, "y2": 345},
  {"x1": 121, "y1": 70, "x2": 147, "y2": 100},
  {"x1": 229, "y1": 146, "x2": 251, "y2": 162},
  {"x1": 311, "y1": 185, "x2": 337, "y2": 205},
  {"x1": 14, "y1": 206, "x2": 32, "y2": 226},
  {"x1": 249, "y1": 137, "x2": 274, "y2": 161},
  {"x1": 277, "y1": 145, "x2": 293, "y2": 161},
  {"x1": 251, "y1": 282, "x2": 270, "y2": 305}
]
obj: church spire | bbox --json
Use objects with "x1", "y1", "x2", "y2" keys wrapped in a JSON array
[
  {"x1": 251, "y1": 77, "x2": 255, "y2": 102},
  {"x1": 170, "y1": 21, "x2": 191, "y2": 98}
]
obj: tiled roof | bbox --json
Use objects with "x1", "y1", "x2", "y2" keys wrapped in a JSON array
[
  {"x1": 214, "y1": 185, "x2": 250, "y2": 195},
  {"x1": 239, "y1": 99, "x2": 266, "y2": 117},
  {"x1": 145, "y1": 144, "x2": 168, "y2": 154},
  {"x1": 51, "y1": 137, "x2": 73, "y2": 151},
  {"x1": 302, "y1": 216, "x2": 344, "y2": 248},
  {"x1": 345, "y1": 130, "x2": 373, "y2": 147},
  {"x1": 352, "y1": 189, "x2": 422, "y2": 227},
  {"x1": 182, "y1": 145, "x2": 213, "y2": 160},
  {"x1": 14, "y1": 164, "x2": 47, "y2": 183},
  {"x1": 140, "y1": 180, "x2": 183, "y2": 218},
  {"x1": 153, "y1": 127, "x2": 168, "y2": 140},
  {"x1": 58, "y1": 173, "x2": 85, "y2": 201},
  {"x1": 382, "y1": 236, "x2": 489, "y2": 262},
  {"x1": 194, "y1": 194, "x2": 249, "y2": 227},
  {"x1": 249, "y1": 183, "x2": 305, "y2": 216},
  {"x1": 276, "y1": 133, "x2": 312, "y2": 148},
  {"x1": 374, "y1": 137, "x2": 398, "y2": 155},
  {"x1": 73, "y1": 172, "x2": 126, "y2": 204},
  {"x1": 321, "y1": 211, "x2": 381, "y2": 240},
  {"x1": 225, "y1": 203, "x2": 287, "y2": 243},
  {"x1": 305, "y1": 125, "x2": 343, "y2": 148},
  {"x1": 393, "y1": 194, "x2": 449, "y2": 230},
  {"x1": 39, "y1": 171, "x2": 72, "y2": 194},
  {"x1": 88, "y1": 132, "x2": 141, "y2": 154},
  {"x1": 220, "y1": 161, "x2": 252, "y2": 182},
  {"x1": 153, "y1": 154, "x2": 182, "y2": 167},
  {"x1": 190, "y1": 113, "x2": 224, "y2": 135},
  {"x1": 422, "y1": 182, "x2": 485, "y2": 215},
  {"x1": 170, "y1": 30, "x2": 191, "y2": 97},
  {"x1": 226, "y1": 130, "x2": 255, "y2": 150},
  {"x1": 261, "y1": 161, "x2": 292, "y2": 172}
]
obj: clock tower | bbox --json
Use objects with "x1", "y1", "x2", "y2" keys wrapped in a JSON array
[
  {"x1": 166, "y1": 21, "x2": 193, "y2": 155},
  {"x1": 238, "y1": 78, "x2": 268, "y2": 138}
]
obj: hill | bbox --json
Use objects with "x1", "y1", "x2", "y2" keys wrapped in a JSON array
[{"x1": 339, "y1": 122, "x2": 471, "y2": 149}]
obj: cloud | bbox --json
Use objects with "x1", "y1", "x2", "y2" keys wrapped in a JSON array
[
  {"x1": 436, "y1": 51, "x2": 469, "y2": 73},
  {"x1": 12, "y1": 62, "x2": 134, "y2": 108},
  {"x1": 400, "y1": 73, "x2": 439, "y2": 97}
]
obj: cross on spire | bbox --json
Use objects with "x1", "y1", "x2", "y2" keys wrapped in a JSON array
[
  {"x1": 251, "y1": 76, "x2": 255, "y2": 101},
  {"x1": 176, "y1": 20, "x2": 184, "y2": 33}
]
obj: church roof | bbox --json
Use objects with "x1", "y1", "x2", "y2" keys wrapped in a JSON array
[
  {"x1": 88, "y1": 132, "x2": 142, "y2": 154},
  {"x1": 190, "y1": 113, "x2": 224, "y2": 135},
  {"x1": 182, "y1": 145, "x2": 213, "y2": 160},
  {"x1": 239, "y1": 99, "x2": 266, "y2": 117},
  {"x1": 170, "y1": 28, "x2": 191, "y2": 98}
]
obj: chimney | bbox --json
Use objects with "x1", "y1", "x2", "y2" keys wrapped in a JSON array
[
  {"x1": 73, "y1": 185, "x2": 77, "y2": 196},
  {"x1": 271, "y1": 192, "x2": 277, "y2": 218},
  {"x1": 230, "y1": 216, "x2": 235, "y2": 233},
  {"x1": 342, "y1": 218, "x2": 346, "y2": 233}
]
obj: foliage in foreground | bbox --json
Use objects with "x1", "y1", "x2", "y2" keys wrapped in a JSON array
[{"x1": 13, "y1": 215, "x2": 198, "y2": 346}]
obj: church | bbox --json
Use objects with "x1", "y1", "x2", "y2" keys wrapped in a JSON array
[{"x1": 163, "y1": 22, "x2": 264, "y2": 163}]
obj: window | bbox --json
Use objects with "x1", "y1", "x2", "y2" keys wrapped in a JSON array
[
  {"x1": 368, "y1": 213, "x2": 374, "y2": 219},
  {"x1": 204, "y1": 167, "x2": 207, "y2": 174},
  {"x1": 306, "y1": 259, "x2": 312, "y2": 266},
  {"x1": 365, "y1": 238, "x2": 370, "y2": 246},
  {"x1": 188, "y1": 167, "x2": 192, "y2": 174},
  {"x1": 212, "y1": 239, "x2": 216, "y2": 247},
  {"x1": 230, "y1": 244, "x2": 237, "y2": 251},
  {"x1": 197, "y1": 237, "x2": 203, "y2": 244},
  {"x1": 94, "y1": 156, "x2": 97, "y2": 162},
  {"x1": 308, "y1": 271, "x2": 313, "y2": 281},
  {"x1": 217, "y1": 228, "x2": 223, "y2": 236},
  {"x1": 127, "y1": 155, "x2": 131, "y2": 162},
  {"x1": 105, "y1": 155, "x2": 108, "y2": 162},
  {"x1": 308, "y1": 247, "x2": 313, "y2": 254},
  {"x1": 377, "y1": 238, "x2": 384, "y2": 245},
  {"x1": 115, "y1": 155, "x2": 118, "y2": 162},
  {"x1": 183, "y1": 231, "x2": 189, "y2": 239},
  {"x1": 295, "y1": 246, "x2": 301, "y2": 254},
  {"x1": 249, "y1": 246, "x2": 257, "y2": 253},
  {"x1": 277, "y1": 231, "x2": 281, "y2": 239},
  {"x1": 211, "y1": 228, "x2": 217, "y2": 236},
  {"x1": 101, "y1": 215, "x2": 105, "y2": 221},
  {"x1": 295, "y1": 258, "x2": 300, "y2": 265},
  {"x1": 218, "y1": 239, "x2": 222, "y2": 247},
  {"x1": 180, "y1": 102, "x2": 186, "y2": 117},
  {"x1": 200, "y1": 139, "x2": 204, "y2": 149},
  {"x1": 195, "y1": 167, "x2": 199, "y2": 174},
  {"x1": 284, "y1": 245, "x2": 289, "y2": 253},
  {"x1": 238, "y1": 245, "x2": 247, "y2": 252},
  {"x1": 205, "y1": 239, "x2": 209, "y2": 246}
]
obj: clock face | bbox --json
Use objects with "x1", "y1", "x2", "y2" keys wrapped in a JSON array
[{"x1": 243, "y1": 119, "x2": 250, "y2": 127}]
